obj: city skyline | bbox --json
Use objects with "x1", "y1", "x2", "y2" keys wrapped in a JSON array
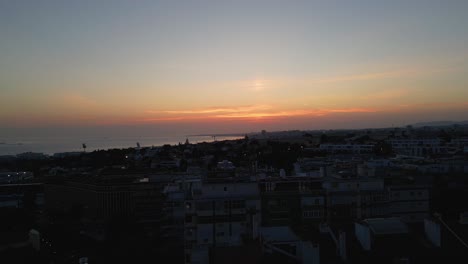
[{"x1": 1, "y1": 1, "x2": 468, "y2": 136}]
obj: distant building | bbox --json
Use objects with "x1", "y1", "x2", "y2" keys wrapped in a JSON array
[
  {"x1": 150, "y1": 158, "x2": 181, "y2": 169},
  {"x1": 217, "y1": 160, "x2": 236, "y2": 170},
  {"x1": 388, "y1": 185, "x2": 430, "y2": 222},
  {"x1": 259, "y1": 178, "x2": 324, "y2": 227},
  {"x1": 53, "y1": 152, "x2": 82, "y2": 158},
  {"x1": 183, "y1": 182, "x2": 261, "y2": 264},
  {"x1": 261, "y1": 226, "x2": 320, "y2": 264},
  {"x1": 0, "y1": 171, "x2": 33, "y2": 184},
  {"x1": 387, "y1": 138, "x2": 443, "y2": 157},
  {"x1": 0, "y1": 183, "x2": 43, "y2": 209},
  {"x1": 161, "y1": 177, "x2": 202, "y2": 241},
  {"x1": 355, "y1": 217, "x2": 410, "y2": 251},
  {"x1": 319, "y1": 144, "x2": 374, "y2": 154},
  {"x1": 45, "y1": 177, "x2": 164, "y2": 239},
  {"x1": 323, "y1": 173, "x2": 387, "y2": 222},
  {"x1": 424, "y1": 216, "x2": 468, "y2": 260},
  {"x1": 16, "y1": 152, "x2": 48, "y2": 160}
]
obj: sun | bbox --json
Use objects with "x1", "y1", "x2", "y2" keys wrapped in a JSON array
[{"x1": 252, "y1": 79, "x2": 266, "y2": 91}]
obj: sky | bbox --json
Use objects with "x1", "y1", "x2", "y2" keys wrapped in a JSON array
[{"x1": 1, "y1": 0, "x2": 468, "y2": 137}]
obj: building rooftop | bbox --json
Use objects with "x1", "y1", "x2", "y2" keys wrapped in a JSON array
[
  {"x1": 362, "y1": 218, "x2": 409, "y2": 235},
  {"x1": 261, "y1": 226, "x2": 300, "y2": 242}
]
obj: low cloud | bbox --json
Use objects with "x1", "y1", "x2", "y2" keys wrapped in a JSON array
[
  {"x1": 149, "y1": 105, "x2": 272, "y2": 115},
  {"x1": 143, "y1": 105, "x2": 377, "y2": 122}
]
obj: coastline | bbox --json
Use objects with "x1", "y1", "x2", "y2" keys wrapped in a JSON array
[{"x1": 0, "y1": 135, "x2": 243, "y2": 156}]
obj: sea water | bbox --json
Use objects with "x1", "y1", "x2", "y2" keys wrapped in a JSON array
[{"x1": 0, "y1": 135, "x2": 242, "y2": 156}]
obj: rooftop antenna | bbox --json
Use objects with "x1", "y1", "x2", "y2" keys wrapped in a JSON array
[{"x1": 82, "y1": 143, "x2": 87, "y2": 152}]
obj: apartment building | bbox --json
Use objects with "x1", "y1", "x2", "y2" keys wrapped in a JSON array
[{"x1": 184, "y1": 182, "x2": 261, "y2": 264}]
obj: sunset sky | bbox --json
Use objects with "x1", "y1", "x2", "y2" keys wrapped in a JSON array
[{"x1": 1, "y1": 0, "x2": 468, "y2": 136}]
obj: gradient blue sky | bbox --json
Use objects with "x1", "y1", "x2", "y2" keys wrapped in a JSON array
[{"x1": 1, "y1": 0, "x2": 468, "y2": 136}]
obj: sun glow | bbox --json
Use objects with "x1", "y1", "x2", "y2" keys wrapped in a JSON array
[
  {"x1": 142, "y1": 106, "x2": 379, "y2": 123},
  {"x1": 252, "y1": 79, "x2": 266, "y2": 91}
]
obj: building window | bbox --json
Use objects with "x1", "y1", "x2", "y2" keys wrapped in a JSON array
[
  {"x1": 304, "y1": 210, "x2": 321, "y2": 218},
  {"x1": 186, "y1": 228, "x2": 193, "y2": 236},
  {"x1": 232, "y1": 200, "x2": 245, "y2": 209}
]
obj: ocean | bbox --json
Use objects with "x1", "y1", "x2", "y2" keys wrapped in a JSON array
[{"x1": 0, "y1": 135, "x2": 243, "y2": 156}]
